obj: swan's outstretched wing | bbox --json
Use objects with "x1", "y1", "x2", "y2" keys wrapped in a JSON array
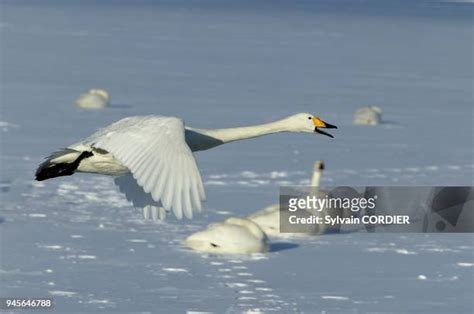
[
  {"x1": 85, "y1": 116, "x2": 206, "y2": 219},
  {"x1": 114, "y1": 173, "x2": 159, "y2": 208},
  {"x1": 114, "y1": 174, "x2": 168, "y2": 221}
]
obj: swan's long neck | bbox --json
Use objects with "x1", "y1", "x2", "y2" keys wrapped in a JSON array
[
  {"x1": 185, "y1": 118, "x2": 291, "y2": 152},
  {"x1": 310, "y1": 161, "x2": 324, "y2": 196}
]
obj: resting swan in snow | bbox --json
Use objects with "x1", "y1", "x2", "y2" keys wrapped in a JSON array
[
  {"x1": 76, "y1": 89, "x2": 110, "y2": 109},
  {"x1": 185, "y1": 217, "x2": 269, "y2": 254},
  {"x1": 35, "y1": 113, "x2": 337, "y2": 220},
  {"x1": 353, "y1": 106, "x2": 382, "y2": 125},
  {"x1": 249, "y1": 161, "x2": 363, "y2": 236},
  {"x1": 248, "y1": 161, "x2": 326, "y2": 236}
]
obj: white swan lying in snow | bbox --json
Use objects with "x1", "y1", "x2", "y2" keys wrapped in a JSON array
[
  {"x1": 249, "y1": 161, "x2": 363, "y2": 236},
  {"x1": 248, "y1": 161, "x2": 327, "y2": 236},
  {"x1": 353, "y1": 106, "x2": 382, "y2": 125},
  {"x1": 35, "y1": 113, "x2": 337, "y2": 220},
  {"x1": 185, "y1": 217, "x2": 269, "y2": 254},
  {"x1": 76, "y1": 89, "x2": 110, "y2": 109}
]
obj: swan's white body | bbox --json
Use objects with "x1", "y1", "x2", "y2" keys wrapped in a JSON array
[
  {"x1": 247, "y1": 204, "x2": 282, "y2": 237},
  {"x1": 185, "y1": 217, "x2": 269, "y2": 254},
  {"x1": 38, "y1": 113, "x2": 337, "y2": 220},
  {"x1": 76, "y1": 89, "x2": 110, "y2": 109}
]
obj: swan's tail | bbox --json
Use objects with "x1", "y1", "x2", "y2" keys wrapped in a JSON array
[{"x1": 35, "y1": 149, "x2": 93, "y2": 181}]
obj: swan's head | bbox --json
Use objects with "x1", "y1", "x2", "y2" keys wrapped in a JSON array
[
  {"x1": 288, "y1": 113, "x2": 338, "y2": 138},
  {"x1": 184, "y1": 217, "x2": 269, "y2": 254}
]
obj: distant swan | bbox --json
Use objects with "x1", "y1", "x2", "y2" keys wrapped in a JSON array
[
  {"x1": 185, "y1": 217, "x2": 269, "y2": 254},
  {"x1": 76, "y1": 89, "x2": 110, "y2": 109},
  {"x1": 353, "y1": 106, "x2": 382, "y2": 125},
  {"x1": 35, "y1": 113, "x2": 337, "y2": 220}
]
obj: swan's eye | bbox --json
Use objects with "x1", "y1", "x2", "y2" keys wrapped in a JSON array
[{"x1": 308, "y1": 117, "x2": 312, "y2": 120}]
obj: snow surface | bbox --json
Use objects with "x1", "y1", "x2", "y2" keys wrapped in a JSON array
[{"x1": 1, "y1": 0, "x2": 473, "y2": 312}]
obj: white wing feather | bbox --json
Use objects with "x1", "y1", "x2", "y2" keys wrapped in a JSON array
[
  {"x1": 114, "y1": 174, "x2": 168, "y2": 221},
  {"x1": 84, "y1": 116, "x2": 205, "y2": 219}
]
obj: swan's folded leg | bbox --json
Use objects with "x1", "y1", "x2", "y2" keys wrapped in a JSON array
[
  {"x1": 158, "y1": 207, "x2": 167, "y2": 220},
  {"x1": 150, "y1": 206, "x2": 160, "y2": 221},
  {"x1": 150, "y1": 206, "x2": 159, "y2": 221},
  {"x1": 142, "y1": 205, "x2": 167, "y2": 221},
  {"x1": 142, "y1": 206, "x2": 151, "y2": 220}
]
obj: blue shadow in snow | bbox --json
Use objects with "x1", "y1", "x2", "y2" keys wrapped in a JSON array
[
  {"x1": 270, "y1": 242, "x2": 299, "y2": 252},
  {"x1": 108, "y1": 103, "x2": 133, "y2": 109}
]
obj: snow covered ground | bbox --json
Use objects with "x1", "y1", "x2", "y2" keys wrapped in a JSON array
[{"x1": 1, "y1": 0, "x2": 473, "y2": 312}]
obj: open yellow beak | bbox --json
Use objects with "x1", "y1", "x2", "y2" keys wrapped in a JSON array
[
  {"x1": 312, "y1": 117, "x2": 327, "y2": 128},
  {"x1": 312, "y1": 117, "x2": 338, "y2": 138}
]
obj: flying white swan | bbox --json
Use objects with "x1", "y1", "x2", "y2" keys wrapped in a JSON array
[
  {"x1": 35, "y1": 113, "x2": 337, "y2": 220},
  {"x1": 185, "y1": 217, "x2": 269, "y2": 254}
]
